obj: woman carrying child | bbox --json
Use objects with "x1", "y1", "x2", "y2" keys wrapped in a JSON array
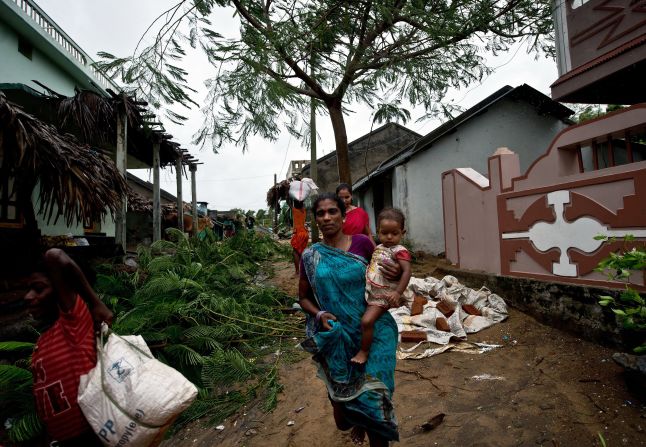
[{"x1": 298, "y1": 193, "x2": 400, "y2": 446}]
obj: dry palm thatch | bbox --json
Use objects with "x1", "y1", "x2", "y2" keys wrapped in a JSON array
[
  {"x1": 56, "y1": 89, "x2": 143, "y2": 146},
  {"x1": 57, "y1": 90, "x2": 115, "y2": 145},
  {"x1": 266, "y1": 180, "x2": 290, "y2": 207},
  {"x1": 0, "y1": 92, "x2": 127, "y2": 226}
]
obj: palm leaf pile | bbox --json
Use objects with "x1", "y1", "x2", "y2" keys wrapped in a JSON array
[
  {"x1": 0, "y1": 92, "x2": 128, "y2": 226},
  {"x1": 95, "y1": 228, "x2": 298, "y2": 428}
]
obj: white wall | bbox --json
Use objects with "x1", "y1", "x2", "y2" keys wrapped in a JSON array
[{"x1": 392, "y1": 99, "x2": 569, "y2": 254}]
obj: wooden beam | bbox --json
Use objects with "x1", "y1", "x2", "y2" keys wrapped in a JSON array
[
  {"x1": 153, "y1": 142, "x2": 161, "y2": 242},
  {"x1": 115, "y1": 103, "x2": 128, "y2": 253},
  {"x1": 190, "y1": 164, "x2": 198, "y2": 236},
  {"x1": 176, "y1": 157, "x2": 184, "y2": 232}
]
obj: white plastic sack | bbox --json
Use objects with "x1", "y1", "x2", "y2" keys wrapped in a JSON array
[
  {"x1": 289, "y1": 178, "x2": 318, "y2": 201},
  {"x1": 78, "y1": 332, "x2": 198, "y2": 446}
]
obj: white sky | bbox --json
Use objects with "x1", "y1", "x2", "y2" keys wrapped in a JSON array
[{"x1": 36, "y1": 0, "x2": 558, "y2": 212}]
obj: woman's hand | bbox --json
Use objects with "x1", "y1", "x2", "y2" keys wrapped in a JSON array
[
  {"x1": 320, "y1": 312, "x2": 337, "y2": 331},
  {"x1": 378, "y1": 258, "x2": 402, "y2": 281}
]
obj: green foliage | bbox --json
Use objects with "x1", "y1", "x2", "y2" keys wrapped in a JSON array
[
  {"x1": 94, "y1": 230, "x2": 299, "y2": 428},
  {"x1": 571, "y1": 104, "x2": 626, "y2": 124},
  {"x1": 98, "y1": 0, "x2": 554, "y2": 183},
  {"x1": 595, "y1": 235, "x2": 646, "y2": 353},
  {"x1": 0, "y1": 362, "x2": 43, "y2": 443}
]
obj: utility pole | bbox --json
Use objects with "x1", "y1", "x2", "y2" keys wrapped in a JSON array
[
  {"x1": 309, "y1": 63, "x2": 320, "y2": 243},
  {"x1": 273, "y1": 173, "x2": 278, "y2": 234}
]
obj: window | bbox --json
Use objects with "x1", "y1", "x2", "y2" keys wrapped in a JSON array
[
  {"x1": 18, "y1": 36, "x2": 33, "y2": 60},
  {"x1": 575, "y1": 128, "x2": 646, "y2": 172}
]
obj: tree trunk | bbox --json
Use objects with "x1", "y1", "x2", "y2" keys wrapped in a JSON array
[{"x1": 327, "y1": 100, "x2": 352, "y2": 185}]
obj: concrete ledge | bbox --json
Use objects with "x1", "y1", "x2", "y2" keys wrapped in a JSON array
[{"x1": 434, "y1": 265, "x2": 624, "y2": 348}]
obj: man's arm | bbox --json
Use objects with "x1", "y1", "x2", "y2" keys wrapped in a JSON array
[{"x1": 44, "y1": 248, "x2": 113, "y2": 325}]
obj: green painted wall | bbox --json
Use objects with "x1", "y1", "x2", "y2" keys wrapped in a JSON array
[{"x1": 0, "y1": 20, "x2": 78, "y2": 95}]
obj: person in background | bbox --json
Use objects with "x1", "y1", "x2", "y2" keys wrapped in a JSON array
[
  {"x1": 335, "y1": 183, "x2": 375, "y2": 245},
  {"x1": 290, "y1": 199, "x2": 309, "y2": 275},
  {"x1": 352, "y1": 207, "x2": 412, "y2": 365},
  {"x1": 25, "y1": 248, "x2": 113, "y2": 446},
  {"x1": 298, "y1": 193, "x2": 400, "y2": 446}
]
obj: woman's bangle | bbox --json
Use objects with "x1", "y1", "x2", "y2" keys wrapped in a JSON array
[{"x1": 315, "y1": 310, "x2": 327, "y2": 324}]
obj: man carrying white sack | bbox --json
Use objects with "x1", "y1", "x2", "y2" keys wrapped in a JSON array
[{"x1": 25, "y1": 248, "x2": 113, "y2": 446}]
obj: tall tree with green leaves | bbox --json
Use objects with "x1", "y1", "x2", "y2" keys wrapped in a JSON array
[{"x1": 98, "y1": 0, "x2": 554, "y2": 184}]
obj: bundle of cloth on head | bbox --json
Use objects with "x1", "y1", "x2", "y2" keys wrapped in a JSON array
[{"x1": 289, "y1": 178, "x2": 318, "y2": 201}]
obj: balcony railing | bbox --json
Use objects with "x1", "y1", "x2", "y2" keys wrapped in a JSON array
[{"x1": 10, "y1": 0, "x2": 119, "y2": 91}]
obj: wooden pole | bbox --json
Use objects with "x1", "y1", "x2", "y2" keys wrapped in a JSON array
[
  {"x1": 310, "y1": 93, "x2": 319, "y2": 243},
  {"x1": 152, "y1": 141, "x2": 161, "y2": 242},
  {"x1": 190, "y1": 164, "x2": 198, "y2": 236},
  {"x1": 273, "y1": 173, "x2": 278, "y2": 234},
  {"x1": 115, "y1": 103, "x2": 127, "y2": 252},
  {"x1": 176, "y1": 157, "x2": 184, "y2": 232}
]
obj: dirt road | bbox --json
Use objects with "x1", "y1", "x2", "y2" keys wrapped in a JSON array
[{"x1": 167, "y1": 259, "x2": 645, "y2": 447}]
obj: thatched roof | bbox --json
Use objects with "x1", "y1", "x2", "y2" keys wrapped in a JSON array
[
  {"x1": 0, "y1": 84, "x2": 189, "y2": 167},
  {"x1": 0, "y1": 92, "x2": 128, "y2": 226},
  {"x1": 127, "y1": 188, "x2": 191, "y2": 215}
]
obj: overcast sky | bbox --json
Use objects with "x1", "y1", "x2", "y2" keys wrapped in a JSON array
[{"x1": 36, "y1": 0, "x2": 558, "y2": 212}]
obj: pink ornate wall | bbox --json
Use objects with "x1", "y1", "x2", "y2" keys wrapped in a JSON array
[{"x1": 443, "y1": 104, "x2": 646, "y2": 290}]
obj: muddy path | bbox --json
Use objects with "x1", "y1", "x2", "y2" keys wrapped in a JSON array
[{"x1": 166, "y1": 258, "x2": 645, "y2": 447}]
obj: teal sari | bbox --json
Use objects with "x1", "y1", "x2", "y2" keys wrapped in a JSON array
[{"x1": 301, "y1": 242, "x2": 399, "y2": 441}]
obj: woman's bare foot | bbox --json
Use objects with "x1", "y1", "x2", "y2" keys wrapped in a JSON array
[
  {"x1": 351, "y1": 426, "x2": 366, "y2": 444},
  {"x1": 351, "y1": 350, "x2": 369, "y2": 364}
]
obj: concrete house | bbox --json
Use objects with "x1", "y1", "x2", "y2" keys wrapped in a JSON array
[
  {"x1": 0, "y1": 0, "x2": 197, "y2": 251},
  {"x1": 300, "y1": 122, "x2": 421, "y2": 194},
  {"x1": 442, "y1": 0, "x2": 646, "y2": 290},
  {"x1": 352, "y1": 84, "x2": 573, "y2": 254}
]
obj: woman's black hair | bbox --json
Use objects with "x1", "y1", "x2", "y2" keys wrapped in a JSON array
[
  {"x1": 312, "y1": 192, "x2": 346, "y2": 217},
  {"x1": 335, "y1": 183, "x2": 352, "y2": 195}
]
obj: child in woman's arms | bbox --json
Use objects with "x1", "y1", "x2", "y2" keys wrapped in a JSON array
[{"x1": 351, "y1": 208, "x2": 412, "y2": 365}]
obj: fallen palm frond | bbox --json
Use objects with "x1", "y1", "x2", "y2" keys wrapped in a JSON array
[
  {"x1": 0, "y1": 346, "x2": 43, "y2": 443},
  {"x1": 0, "y1": 92, "x2": 127, "y2": 226},
  {"x1": 95, "y1": 228, "x2": 297, "y2": 429}
]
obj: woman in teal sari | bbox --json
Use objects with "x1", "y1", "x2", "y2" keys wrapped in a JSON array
[{"x1": 299, "y1": 193, "x2": 399, "y2": 446}]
